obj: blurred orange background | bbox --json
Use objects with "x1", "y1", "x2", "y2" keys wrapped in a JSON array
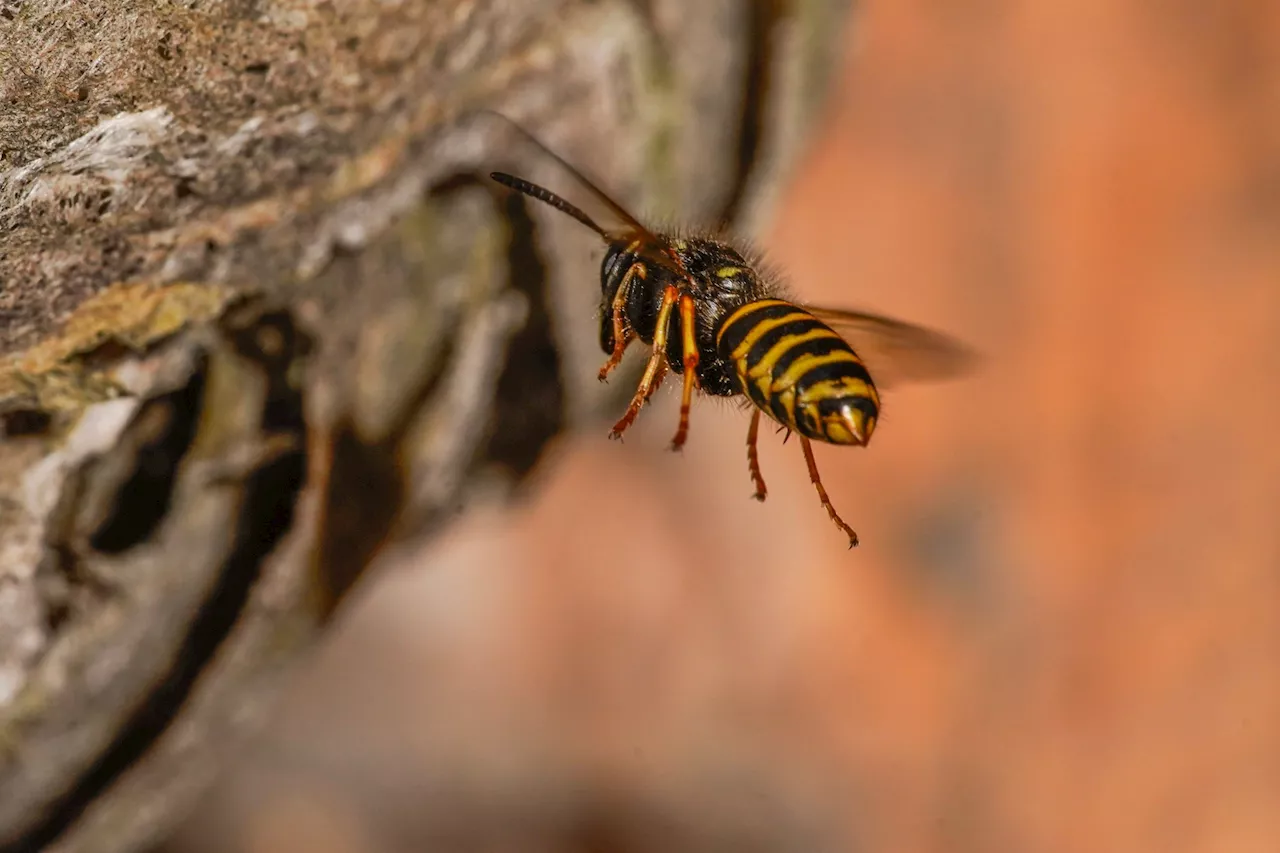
[{"x1": 187, "y1": 1, "x2": 1280, "y2": 851}]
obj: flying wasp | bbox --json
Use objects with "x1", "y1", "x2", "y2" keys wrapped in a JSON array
[{"x1": 486, "y1": 114, "x2": 975, "y2": 548}]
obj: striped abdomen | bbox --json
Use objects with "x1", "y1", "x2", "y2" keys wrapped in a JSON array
[{"x1": 715, "y1": 299, "x2": 880, "y2": 446}]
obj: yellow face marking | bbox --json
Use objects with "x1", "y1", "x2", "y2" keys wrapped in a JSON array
[
  {"x1": 771, "y1": 351, "x2": 863, "y2": 392},
  {"x1": 728, "y1": 311, "x2": 813, "y2": 362},
  {"x1": 716, "y1": 266, "x2": 744, "y2": 278},
  {"x1": 747, "y1": 327, "x2": 842, "y2": 379}
]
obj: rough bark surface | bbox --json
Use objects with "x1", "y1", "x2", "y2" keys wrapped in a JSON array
[{"x1": 0, "y1": 1, "x2": 852, "y2": 851}]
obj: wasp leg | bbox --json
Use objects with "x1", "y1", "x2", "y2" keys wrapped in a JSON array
[
  {"x1": 645, "y1": 363, "x2": 667, "y2": 400},
  {"x1": 669, "y1": 293, "x2": 700, "y2": 450},
  {"x1": 746, "y1": 408, "x2": 767, "y2": 500},
  {"x1": 799, "y1": 436, "x2": 858, "y2": 548},
  {"x1": 598, "y1": 262, "x2": 646, "y2": 382},
  {"x1": 609, "y1": 284, "x2": 678, "y2": 440}
]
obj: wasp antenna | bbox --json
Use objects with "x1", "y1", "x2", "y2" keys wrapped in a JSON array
[{"x1": 490, "y1": 171, "x2": 608, "y2": 239}]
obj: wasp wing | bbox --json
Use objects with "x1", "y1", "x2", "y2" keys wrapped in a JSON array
[{"x1": 806, "y1": 305, "x2": 978, "y2": 389}]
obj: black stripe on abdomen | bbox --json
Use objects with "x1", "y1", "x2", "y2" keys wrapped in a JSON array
[
  {"x1": 765, "y1": 331, "x2": 855, "y2": 380},
  {"x1": 743, "y1": 317, "x2": 828, "y2": 370},
  {"x1": 716, "y1": 299, "x2": 805, "y2": 357},
  {"x1": 793, "y1": 353, "x2": 875, "y2": 395}
]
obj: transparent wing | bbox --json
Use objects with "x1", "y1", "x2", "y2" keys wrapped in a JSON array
[{"x1": 806, "y1": 305, "x2": 978, "y2": 389}]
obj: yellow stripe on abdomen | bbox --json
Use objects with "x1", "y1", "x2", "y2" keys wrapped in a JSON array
[{"x1": 716, "y1": 298, "x2": 881, "y2": 444}]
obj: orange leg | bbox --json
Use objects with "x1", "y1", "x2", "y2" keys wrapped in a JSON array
[
  {"x1": 799, "y1": 435, "x2": 859, "y2": 548},
  {"x1": 644, "y1": 362, "x2": 667, "y2": 400},
  {"x1": 609, "y1": 285, "x2": 678, "y2": 440},
  {"x1": 669, "y1": 293, "x2": 700, "y2": 450},
  {"x1": 746, "y1": 408, "x2": 767, "y2": 501},
  {"x1": 598, "y1": 262, "x2": 646, "y2": 382}
]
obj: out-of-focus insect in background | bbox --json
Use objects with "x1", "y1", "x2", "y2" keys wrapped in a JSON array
[{"x1": 175, "y1": 1, "x2": 1280, "y2": 851}]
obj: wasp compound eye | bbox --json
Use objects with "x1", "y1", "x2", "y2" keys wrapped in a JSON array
[{"x1": 600, "y1": 245, "x2": 626, "y2": 295}]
